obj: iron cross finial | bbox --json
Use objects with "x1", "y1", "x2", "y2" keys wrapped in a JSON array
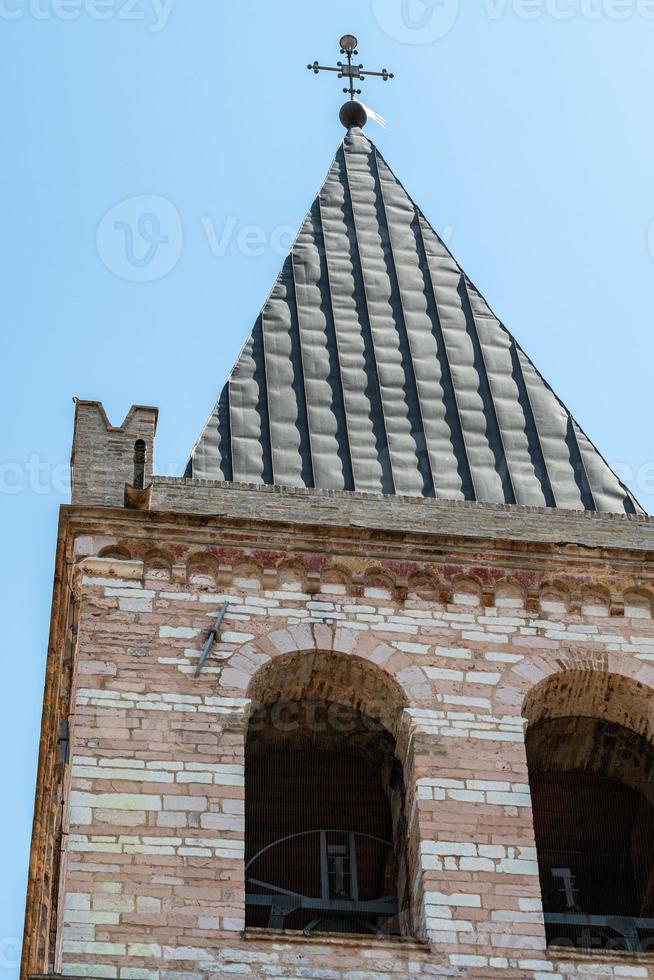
[{"x1": 308, "y1": 35, "x2": 394, "y2": 128}]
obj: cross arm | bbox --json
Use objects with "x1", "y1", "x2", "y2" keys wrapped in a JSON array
[
  {"x1": 308, "y1": 62, "x2": 394, "y2": 81},
  {"x1": 360, "y1": 68, "x2": 394, "y2": 81}
]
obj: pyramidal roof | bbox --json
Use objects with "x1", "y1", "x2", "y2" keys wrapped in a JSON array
[{"x1": 187, "y1": 127, "x2": 641, "y2": 515}]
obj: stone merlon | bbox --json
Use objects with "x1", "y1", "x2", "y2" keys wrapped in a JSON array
[{"x1": 71, "y1": 400, "x2": 158, "y2": 508}]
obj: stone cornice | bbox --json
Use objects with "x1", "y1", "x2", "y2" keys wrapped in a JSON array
[{"x1": 59, "y1": 480, "x2": 654, "y2": 579}]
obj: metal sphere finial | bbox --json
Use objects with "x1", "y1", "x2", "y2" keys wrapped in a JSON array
[{"x1": 339, "y1": 100, "x2": 367, "y2": 129}]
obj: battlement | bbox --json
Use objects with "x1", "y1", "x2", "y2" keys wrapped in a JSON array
[{"x1": 70, "y1": 400, "x2": 158, "y2": 507}]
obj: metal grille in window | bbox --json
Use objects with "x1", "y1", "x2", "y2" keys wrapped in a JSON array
[
  {"x1": 528, "y1": 717, "x2": 654, "y2": 953},
  {"x1": 244, "y1": 703, "x2": 406, "y2": 937},
  {"x1": 246, "y1": 830, "x2": 397, "y2": 934}
]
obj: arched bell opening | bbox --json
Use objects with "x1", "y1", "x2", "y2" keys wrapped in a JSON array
[
  {"x1": 524, "y1": 670, "x2": 654, "y2": 953},
  {"x1": 244, "y1": 651, "x2": 412, "y2": 938}
]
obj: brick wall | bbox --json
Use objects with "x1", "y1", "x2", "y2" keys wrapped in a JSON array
[{"x1": 40, "y1": 525, "x2": 654, "y2": 980}]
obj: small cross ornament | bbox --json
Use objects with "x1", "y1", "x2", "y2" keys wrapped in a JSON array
[{"x1": 308, "y1": 34, "x2": 394, "y2": 102}]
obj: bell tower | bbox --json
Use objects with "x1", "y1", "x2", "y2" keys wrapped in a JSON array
[{"x1": 22, "y1": 36, "x2": 654, "y2": 980}]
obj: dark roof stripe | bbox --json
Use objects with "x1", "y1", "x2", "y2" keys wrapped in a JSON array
[
  {"x1": 459, "y1": 276, "x2": 517, "y2": 505},
  {"x1": 340, "y1": 142, "x2": 396, "y2": 494},
  {"x1": 507, "y1": 339, "x2": 557, "y2": 508},
  {"x1": 262, "y1": 266, "x2": 308, "y2": 487},
  {"x1": 295, "y1": 199, "x2": 353, "y2": 491},
  {"x1": 573, "y1": 419, "x2": 635, "y2": 514},
  {"x1": 375, "y1": 152, "x2": 445, "y2": 498},
  {"x1": 421, "y1": 224, "x2": 507, "y2": 503},
  {"x1": 229, "y1": 319, "x2": 273, "y2": 484},
  {"x1": 320, "y1": 148, "x2": 389, "y2": 492},
  {"x1": 343, "y1": 137, "x2": 404, "y2": 493},
  {"x1": 189, "y1": 127, "x2": 643, "y2": 516},
  {"x1": 372, "y1": 147, "x2": 435, "y2": 497},
  {"x1": 465, "y1": 280, "x2": 549, "y2": 507},
  {"x1": 515, "y1": 345, "x2": 584, "y2": 509},
  {"x1": 415, "y1": 215, "x2": 476, "y2": 501}
]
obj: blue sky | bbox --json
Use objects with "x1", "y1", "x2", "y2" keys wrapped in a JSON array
[{"x1": 3, "y1": 0, "x2": 654, "y2": 972}]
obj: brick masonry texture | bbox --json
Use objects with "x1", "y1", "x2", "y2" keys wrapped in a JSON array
[{"x1": 21, "y1": 403, "x2": 654, "y2": 980}]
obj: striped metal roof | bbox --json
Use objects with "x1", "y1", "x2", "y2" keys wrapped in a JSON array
[{"x1": 187, "y1": 127, "x2": 641, "y2": 515}]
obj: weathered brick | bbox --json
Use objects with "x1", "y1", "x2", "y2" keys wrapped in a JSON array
[{"x1": 25, "y1": 452, "x2": 654, "y2": 980}]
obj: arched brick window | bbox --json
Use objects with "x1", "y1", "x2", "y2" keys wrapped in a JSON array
[
  {"x1": 524, "y1": 671, "x2": 654, "y2": 953},
  {"x1": 244, "y1": 650, "x2": 412, "y2": 937}
]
